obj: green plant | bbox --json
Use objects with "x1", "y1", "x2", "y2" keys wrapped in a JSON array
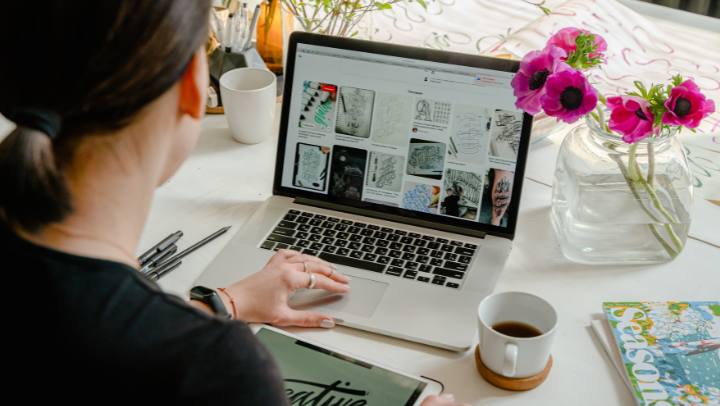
[
  {"x1": 522, "y1": 0, "x2": 551, "y2": 15},
  {"x1": 275, "y1": 0, "x2": 431, "y2": 37}
]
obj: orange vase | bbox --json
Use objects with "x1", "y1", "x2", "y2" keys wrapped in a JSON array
[{"x1": 256, "y1": 0, "x2": 292, "y2": 74}]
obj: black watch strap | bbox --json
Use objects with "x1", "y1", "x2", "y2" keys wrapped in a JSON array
[{"x1": 190, "y1": 286, "x2": 231, "y2": 319}]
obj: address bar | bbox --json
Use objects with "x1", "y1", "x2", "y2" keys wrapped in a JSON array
[{"x1": 340, "y1": 59, "x2": 500, "y2": 95}]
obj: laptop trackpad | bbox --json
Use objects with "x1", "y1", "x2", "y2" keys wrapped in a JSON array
[{"x1": 288, "y1": 277, "x2": 388, "y2": 318}]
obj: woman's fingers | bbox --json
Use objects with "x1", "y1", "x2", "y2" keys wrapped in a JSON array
[
  {"x1": 285, "y1": 253, "x2": 333, "y2": 267},
  {"x1": 287, "y1": 265, "x2": 351, "y2": 293},
  {"x1": 309, "y1": 261, "x2": 350, "y2": 284},
  {"x1": 266, "y1": 249, "x2": 302, "y2": 266},
  {"x1": 419, "y1": 395, "x2": 459, "y2": 406},
  {"x1": 310, "y1": 272, "x2": 351, "y2": 293},
  {"x1": 274, "y1": 309, "x2": 336, "y2": 328},
  {"x1": 286, "y1": 255, "x2": 350, "y2": 284},
  {"x1": 300, "y1": 262, "x2": 351, "y2": 287}
]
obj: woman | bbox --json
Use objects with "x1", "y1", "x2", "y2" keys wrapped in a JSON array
[{"x1": 0, "y1": 1, "x2": 469, "y2": 405}]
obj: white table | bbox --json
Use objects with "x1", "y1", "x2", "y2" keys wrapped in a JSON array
[{"x1": 138, "y1": 104, "x2": 720, "y2": 406}]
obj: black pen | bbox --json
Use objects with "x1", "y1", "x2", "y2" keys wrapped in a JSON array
[
  {"x1": 137, "y1": 231, "x2": 183, "y2": 265},
  {"x1": 155, "y1": 226, "x2": 232, "y2": 268},
  {"x1": 139, "y1": 244, "x2": 178, "y2": 274},
  {"x1": 147, "y1": 258, "x2": 182, "y2": 281}
]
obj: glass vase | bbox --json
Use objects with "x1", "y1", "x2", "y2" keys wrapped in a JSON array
[{"x1": 551, "y1": 116, "x2": 693, "y2": 264}]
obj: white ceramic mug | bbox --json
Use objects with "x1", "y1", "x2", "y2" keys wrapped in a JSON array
[
  {"x1": 219, "y1": 68, "x2": 277, "y2": 144},
  {"x1": 477, "y1": 291, "x2": 558, "y2": 378}
]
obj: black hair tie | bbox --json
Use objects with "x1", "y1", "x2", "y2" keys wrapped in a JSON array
[{"x1": 8, "y1": 108, "x2": 62, "y2": 140}]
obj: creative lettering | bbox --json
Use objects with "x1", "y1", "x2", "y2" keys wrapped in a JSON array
[{"x1": 285, "y1": 379, "x2": 368, "y2": 406}]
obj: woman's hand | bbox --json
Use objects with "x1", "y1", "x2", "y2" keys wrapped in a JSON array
[
  {"x1": 218, "y1": 249, "x2": 351, "y2": 328},
  {"x1": 420, "y1": 395, "x2": 471, "y2": 406}
]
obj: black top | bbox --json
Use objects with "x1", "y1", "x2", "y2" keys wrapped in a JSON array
[
  {"x1": 443, "y1": 195, "x2": 460, "y2": 217},
  {"x1": 2, "y1": 223, "x2": 288, "y2": 405}
]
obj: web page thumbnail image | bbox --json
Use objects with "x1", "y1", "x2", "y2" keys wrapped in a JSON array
[
  {"x1": 406, "y1": 138, "x2": 446, "y2": 181},
  {"x1": 489, "y1": 110, "x2": 523, "y2": 161},
  {"x1": 414, "y1": 98, "x2": 451, "y2": 125},
  {"x1": 299, "y1": 81, "x2": 337, "y2": 132},
  {"x1": 447, "y1": 105, "x2": 491, "y2": 165},
  {"x1": 478, "y1": 168, "x2": 515, "y2": 227},
  {"x1": 329, "y1": 146, "x2": 368, "y2": 201},
  {"x1": 371, "y1": 92, "x2": 412, "y2": 147},
  {"x1": 292, "y1": 143, "x2": 331, "y2": 191},
  {"x1": 336, "y1": 87, "x2": 375, "y2": 138},
  {"x1": 439, "y1": 169, "x2": 483, "y2": 221},
  {"x1": 366, "y1": 151, "x2": 405, "y2": 193},
  {"x1": 402, "y1": 182, "x2": 439, "y2": 214}
]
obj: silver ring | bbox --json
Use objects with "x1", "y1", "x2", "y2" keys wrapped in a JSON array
[
  {"x1": 329, "y1": 265, "x2": 334, "y2": 278},
  {"x1": 307, "y1": 272, "x2": 316, "y2": 289},
  {"x1": 303, "y1": 261, "x2": 308, "y2": 273}
]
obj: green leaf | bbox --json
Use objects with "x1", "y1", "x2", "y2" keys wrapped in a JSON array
[
  {"x1": 634, "y1": 81, "x2": 647, "y2": 98},
  {"x1": 350, "y1": 30, "x2": 359, "y2": 37},
  {"x1": 671, "y1": 74, "x2": 683, "y2": 87},
  {"x1": 653, "y1": 114, "x2": 663, "y2": 127}
]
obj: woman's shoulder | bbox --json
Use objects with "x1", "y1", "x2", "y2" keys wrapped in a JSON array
[{"x1": 3, "y1": 223, "x2": 286, "y2": 403}]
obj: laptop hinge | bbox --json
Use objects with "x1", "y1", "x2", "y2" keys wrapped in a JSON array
[{"x1": 293, "y1": 197, "x2": 487, "y2": 239}]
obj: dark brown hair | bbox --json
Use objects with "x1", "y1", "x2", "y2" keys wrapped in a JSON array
[{"x1": 0, "y1": 0, "x2": 210, "y2": 232}]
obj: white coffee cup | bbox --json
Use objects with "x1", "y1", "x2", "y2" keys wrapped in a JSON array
[
  {"x1": 219, "y1": 68, "x2": 277, "y2": 144},
  {"x1": 477, "y1": 291, "x2": 558, "y2": 378}
]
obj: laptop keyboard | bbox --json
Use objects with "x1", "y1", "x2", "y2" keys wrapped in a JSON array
[{"x1": 258, "y1": 209, "x2": 480, "y2": 289}]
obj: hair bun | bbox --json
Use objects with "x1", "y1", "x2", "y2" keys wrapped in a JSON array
[{"x1": 8, "y1": 108, "x2": 62, "y2": 139}]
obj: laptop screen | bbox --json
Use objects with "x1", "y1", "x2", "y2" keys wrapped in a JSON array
[{"x1": 275, "y1": 34, "x2": 531, "y2": 238}]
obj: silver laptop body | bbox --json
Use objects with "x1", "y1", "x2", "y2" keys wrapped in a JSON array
[{"x1": 195, "y1": 33, "x2": 532, "y2": 351}]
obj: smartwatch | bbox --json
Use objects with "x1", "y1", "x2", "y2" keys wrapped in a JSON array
[{"x1": 189, "y1": 286, "x2": 231, "y2": 319}]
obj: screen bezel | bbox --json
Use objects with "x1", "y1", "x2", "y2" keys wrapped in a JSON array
[
  {"x1": 251, "y1": 325, "x2": 442, "y2": 406},
  {"x1": 273, "y1": 32, "x2": 533, "y2": 240}
]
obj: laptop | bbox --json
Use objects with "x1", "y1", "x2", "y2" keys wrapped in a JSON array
[{"x1": 195, "y1": 32, "x2": 532, "y2": 351}]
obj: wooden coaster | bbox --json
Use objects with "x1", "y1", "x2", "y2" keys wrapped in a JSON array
[
  {"x1": 205, "y1": 106, "x2": 224, "y2": 114},
  {"x1": 474, "y1": 345, "x2": 552, "y2": 391}
]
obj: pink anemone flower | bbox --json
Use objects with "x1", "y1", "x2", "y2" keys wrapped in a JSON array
[
  {"x1": 546, "y1": 27, "x2": 607, "y2": 60},
  {"x1": 606, "y1": 95, "x2": 656, "y2": 143},
  {"x1": 511, "y1": 45, "x2": 570, "y2": 115},
  {"x1": 662, "y1": 80, "x2": 716, "y2": 129},
  {"x1": 540, "y1": 69, "x2": 598, "y2": 124}
]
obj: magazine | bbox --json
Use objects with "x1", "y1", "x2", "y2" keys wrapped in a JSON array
[{"x1": 601, "y1": 302, "x2": 720, "y2": 406}]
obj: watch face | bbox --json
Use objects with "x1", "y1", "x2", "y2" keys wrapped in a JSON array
[{"x1": 190, "y1": 286, "x2": 215, "y2": 299}]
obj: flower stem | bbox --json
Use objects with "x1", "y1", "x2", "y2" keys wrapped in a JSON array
[
  {"x1": 610, "y1": 154, "x2": 661, "y2": 223},
  {"x1": 664, "y1": 223, "x2": 684, "y2": 253},
  {"x1": 595, "y1": 104, "x2": 605, "y2": 130},
  {"x1": 632, "y1": 160, "x2": 684, "y2": 253},
  {"x1": 648, "y1": 224, "x2": 677, "y2": 258},
  {"x1": 610, "y1": 154, "x2": 677, "y2": 259},
  {"x1": 632, "y1": 160, "x2": 676, "y2": 225},
  {"x1": 608, "y1": 129, "x2": 683, "y2": 258},
  {"x1": 628, "y1": 143, "x2": 639, "y2": 184},
  {"x1": 647, "y1": 143, "x2": 655, "y2": 189}
]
